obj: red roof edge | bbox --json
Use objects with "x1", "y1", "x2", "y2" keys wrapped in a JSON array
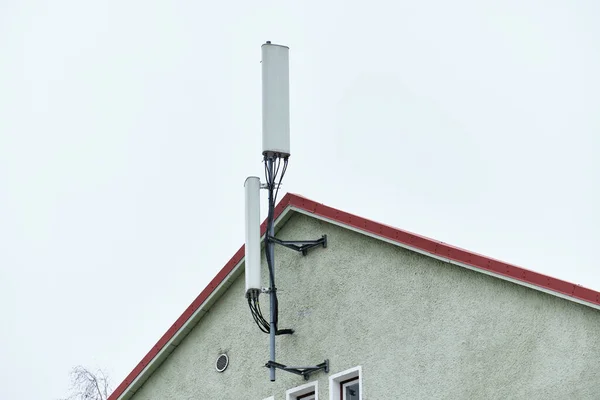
[
  {"x1": 286, "y1": 193, "x2": 600, "y2": 305},
  {"x1": 108, "y1": 193, "x2": 600, "y2": 400}
]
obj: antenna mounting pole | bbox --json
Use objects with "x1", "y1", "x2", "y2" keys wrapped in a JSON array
[
  {"x1": 262, "y1": 154, "x2": 328, "y2": 382},
  {"x1": 266, "y1": 156, "x2": 277, "y2": 382}
]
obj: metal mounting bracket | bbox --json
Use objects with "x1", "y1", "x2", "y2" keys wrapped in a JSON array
[
  {"x1": 267, "y1": 235, "x2": 327, "y2": 256},
  {"x1": 265, "y1": 359, "x2": 329, "y2": 380}
]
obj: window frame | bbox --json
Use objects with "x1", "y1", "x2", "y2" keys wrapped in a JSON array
[
  {"x1": 286, "y1": 380, "x2": 318, "y2": 400},
  {"x1": 329, "y1": 366, "x2": 362, "y2": 400}
]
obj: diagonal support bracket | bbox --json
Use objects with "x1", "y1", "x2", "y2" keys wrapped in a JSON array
[
  {"x1": 265, "y1": 359, "x2": 329, "y2": 380},
  {"x1": 267, "y1": 235, "x2": 327, "y2": 256}
]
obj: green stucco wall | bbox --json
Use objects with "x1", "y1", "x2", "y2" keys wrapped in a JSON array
[{"x1": 129, "y1": 212, "x2": 600, "y2": 399}]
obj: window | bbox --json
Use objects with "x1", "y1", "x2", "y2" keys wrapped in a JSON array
[
  {"x1": 297, "y1": 392, "x2": 316, "y2": 400},
  {"x1": 329, "y1": 366, "x2": 362, "y2": 400},
  {"x1": 340, "y1": 377, "x2": 359, "y2": 400},
  {"x1": 286, "y1": 380, "x2": 318, "y2": 400}
]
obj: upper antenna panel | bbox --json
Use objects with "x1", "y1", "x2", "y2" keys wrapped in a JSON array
[{"x1": 262, "y1": 42, "x2": 290, "y2": 158}]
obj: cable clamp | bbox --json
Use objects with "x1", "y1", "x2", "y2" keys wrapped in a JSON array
[{"x1": 260, "y1": 183, "x2": 282, "y2": 189}]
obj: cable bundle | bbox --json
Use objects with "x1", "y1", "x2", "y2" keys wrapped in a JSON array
[{"x1": 247, "y1": 292, "x2": 270, "y2": 333}]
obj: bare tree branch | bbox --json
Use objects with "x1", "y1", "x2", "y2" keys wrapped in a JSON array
[{"x1": 59, "y1": 365, "x2": 112, "y2": 400}]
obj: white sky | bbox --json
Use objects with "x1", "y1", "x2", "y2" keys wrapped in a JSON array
[{"x1": 1, "y1": 0, "x2": 598, "y2": 398}]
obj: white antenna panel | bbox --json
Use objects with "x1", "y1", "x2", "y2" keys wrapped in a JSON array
[
  {"x1": 244, "y1": 176, "x2": 262, "y2": 294},
  {"x1": 262, "y1": 42, "x2": 290, "y2": 157}
]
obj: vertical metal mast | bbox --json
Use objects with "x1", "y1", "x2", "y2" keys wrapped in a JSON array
[{"x1": 266, "y1": 157, "x2": 276, "y2": 382}]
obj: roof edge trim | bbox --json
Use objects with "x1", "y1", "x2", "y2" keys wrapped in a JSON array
[
  {"x1": 286, "y1": 194, "x2": 600, "y2": 307},
  {"x1": 290, "y1": 206, "x2": 600, "y2": 311}
]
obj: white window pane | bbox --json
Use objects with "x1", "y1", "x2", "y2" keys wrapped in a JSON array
[{"x1": 343, "y1": 382, "x2": 359, "y2": 400}]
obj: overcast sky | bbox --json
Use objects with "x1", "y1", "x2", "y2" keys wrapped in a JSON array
[{"x1": 1, "y1": 0, "x2": 599, "y2": 399}]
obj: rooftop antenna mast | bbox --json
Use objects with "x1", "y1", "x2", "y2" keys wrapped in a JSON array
[{"x1": 244, "y1": 41, "x2": 328, "y2": 382}]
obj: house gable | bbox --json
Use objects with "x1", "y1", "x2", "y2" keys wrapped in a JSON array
[{"x1": 109, "y1": 193, "x2": 600, "y2": 400}]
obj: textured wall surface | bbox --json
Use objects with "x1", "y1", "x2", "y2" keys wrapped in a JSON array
[{"x1": 129, "y1": 212, "x2": 600, "y2": 400}]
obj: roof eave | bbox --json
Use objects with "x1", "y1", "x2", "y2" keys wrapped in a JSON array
[{"x1": 290, "y1": 206, "x2": 600, "y2": 311}]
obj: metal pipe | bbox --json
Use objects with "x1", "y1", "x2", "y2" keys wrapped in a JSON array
[{"x1": 267, "y1": 157, "x2": 276, "y2": 382}]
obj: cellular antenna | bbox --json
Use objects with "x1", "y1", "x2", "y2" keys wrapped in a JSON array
[
  {"x1": 244, "y1": 41, "x2": 329, "y2": 383},
  {"x1": 244, "y1": 176, "x2": 261, "y2": 295},
  {"x1": 262, "y1": 42, "x2": 290, "y2": 158}
]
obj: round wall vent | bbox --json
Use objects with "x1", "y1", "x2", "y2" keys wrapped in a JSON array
[{"x1": 215, "y1": 353, "x2": 229, "y2": 372}]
